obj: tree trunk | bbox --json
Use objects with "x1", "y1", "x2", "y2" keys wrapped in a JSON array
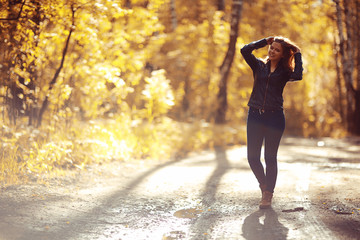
[
  {"x1": 354, "y1": 91, "x2": 360, "y2": 135},
  {"x1": 182, "y1": 76, "x2": 190, "y2": 119},
  {"x1": 353, "y1": 0, "x2": 360, "y2": 135},
  {"x1": 343, "y1": 0, "x2": 356, "y2": 132},
  {"x1": 124, "y1": 0, "x2": 132, "y2": 8},
  {"x1": 334, "y1": 0, "x2": 357, "y2": 133},
  {"x1": 217, "y1": 0, "x2": 225, "y2": 11},
  {"x1": 357, "y1": 0, "x2": 360, "y2": 88},
  {"x1": 215, "y1": 0, "x2": 243, "y2": 124},
  {"x1": 334, "y1": 36, "x2": 345, "y2": 121},
  {"x1": 170, "y1": 0, "x2": 177, "y2": 31}
]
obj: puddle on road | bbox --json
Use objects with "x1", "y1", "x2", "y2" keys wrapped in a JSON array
[
  {"x1": 330, "y1": 205, "x2": 354, "y2": 215},
  {"x1": 173, "y1": 208, "x2": 203, "y2": 219}
]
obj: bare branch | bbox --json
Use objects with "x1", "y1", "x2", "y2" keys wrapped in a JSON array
[
  {"x1": 0, "y1": 0, "x2": 26, "y2": 21},
  {"x1": 37, "y1": 4, "x2": 76, "y2": 127}
]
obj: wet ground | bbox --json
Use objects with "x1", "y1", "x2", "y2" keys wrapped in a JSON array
[{"x1": 0, "y1": 137, "x2": 360, "y2": 240}]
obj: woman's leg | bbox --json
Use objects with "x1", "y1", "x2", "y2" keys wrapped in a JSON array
[
  {"x1": 263, "y1": 111, "x2": 285, "y2": 193},
  {"x1": 247, "y1": 110, "x2": 266, "y2": 186}
]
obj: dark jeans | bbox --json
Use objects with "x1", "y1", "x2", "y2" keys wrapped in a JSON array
[{"x1": 247, "y1": 107, "x2": 285, "y2": 193}]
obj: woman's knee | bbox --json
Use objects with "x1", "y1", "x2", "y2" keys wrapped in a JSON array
[
  {"x1": 247, "y1": 155, "x2": 261, "y2": 166},
  {"x1": 264, "y1": 155, "x2": 277, "y2": 165}
]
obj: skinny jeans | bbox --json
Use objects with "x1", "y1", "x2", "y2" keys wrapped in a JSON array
[{"x1": 247, "y1": 107, "x2": 285, "y2": 193}]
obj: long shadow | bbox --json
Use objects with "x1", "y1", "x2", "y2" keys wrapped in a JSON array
[
  {"x1": 12, "y1": 157, "x2": 189, "y2": 240},
  {"x1": 281, "y1": 137, "x2": 360, "y2": 161},
  {"x1": 189, "y1": 146, "x2": 230, "y2": 239},
  {"x1": 242, "y1": 209, "x2": 288, "y2": 240},
  {"x1": 7, "y1": 146, "x2": 247, "y2": 239},
  {"x1": 200, "y1": 146, "x2": 230, "y2": 206}
]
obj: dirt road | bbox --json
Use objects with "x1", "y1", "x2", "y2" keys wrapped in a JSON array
[{"x1": 0, "y1": 137, "x2": 359, "y2": 240}]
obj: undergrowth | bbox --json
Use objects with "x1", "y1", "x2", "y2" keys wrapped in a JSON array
[{"x1": 0, "y1": 117, "x2": 246, "y2": 186}]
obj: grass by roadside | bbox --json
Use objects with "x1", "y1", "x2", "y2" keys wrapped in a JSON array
[{"x1": 0, "y1": 117, "x2": 246, "y2": 186}]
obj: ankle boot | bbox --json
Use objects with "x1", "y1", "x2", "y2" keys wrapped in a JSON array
[
  {"x1": 259, "y1": 191, "x2": 273, "y2": 209},
  {"x1": 260, "y1": 184, "x2": 267, "y2": 195}
]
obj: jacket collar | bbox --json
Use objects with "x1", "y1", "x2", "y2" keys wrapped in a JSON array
[{"x1": 266, "y1": 58, "x2": 284, "y2": 74}]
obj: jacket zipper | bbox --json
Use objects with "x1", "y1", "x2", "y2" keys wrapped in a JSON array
[{"x1": 260, "y1": 72, "x2": 271, "y2": 113}]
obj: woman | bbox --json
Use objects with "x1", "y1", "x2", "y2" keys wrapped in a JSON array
[{"x1": 240, "y1": 36, "x2": 303, "y2": 209}]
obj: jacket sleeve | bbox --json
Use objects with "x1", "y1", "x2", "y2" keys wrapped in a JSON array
[
  {"x1": 289, "y1": 52, "x2": 303, "y2": 81},
  {"x1": 240, "y1": 38, "x2": 268, "y2": 71}
]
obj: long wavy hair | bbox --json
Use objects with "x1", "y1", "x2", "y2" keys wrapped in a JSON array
[{"x1": 266, "y1": 36, "x2": 300, "y2": 72}]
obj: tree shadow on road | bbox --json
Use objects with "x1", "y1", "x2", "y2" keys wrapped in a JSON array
[
  {"x1": 280, "y1": 137, "x2": 360, "y2": 164},
  {"x1": 199, "y1": 146, "x2": 230, "y2": 206},
  {"x1": 9, "y1": 146, "x2": 248, "y2": 240},
  {"x1": 189, "y1": 146, "x2": 231, "y2": 239},
  {"x1": 25, "y1": 156, "x2": 193, "y2": 240},
  {"x1": 44, "y1": 145, "x2": 244, "y2": 239},
  {"x1": 242, "y1": 209, "x2": 288, "y2": 240}
]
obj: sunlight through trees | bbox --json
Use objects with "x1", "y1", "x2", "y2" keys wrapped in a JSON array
[{"x1": 0, "y1": 0, "x2": 359, "y2": 184}]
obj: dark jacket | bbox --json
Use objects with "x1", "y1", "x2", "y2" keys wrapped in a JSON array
[{"x1": 240, "y1": 38, "x2": 303, "y2": 111}]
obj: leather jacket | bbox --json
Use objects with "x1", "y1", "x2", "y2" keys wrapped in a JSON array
[{"x1": 241, "y1": 38, "x2": 303, "y2": 111}]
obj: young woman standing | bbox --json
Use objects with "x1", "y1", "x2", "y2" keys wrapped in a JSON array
[{"x1": 241, "y1": 37, "x2": 303, "y2": 208}]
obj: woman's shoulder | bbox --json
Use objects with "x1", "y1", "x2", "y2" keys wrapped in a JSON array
[
  {"x1": 256, "y1": 58, "x2": 268, "y2": 70},
  {"x1": 256, "y1": 58, "x2": 267, "y2": 66}
]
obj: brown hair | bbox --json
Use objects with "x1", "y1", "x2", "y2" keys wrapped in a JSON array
[{"x1": 267, "y1": 36, "x2": 300, "y2": 72}]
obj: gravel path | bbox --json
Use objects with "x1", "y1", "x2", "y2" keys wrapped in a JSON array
[{"x1": 0, "y1": 137, "x2": 359, "y2": 240}]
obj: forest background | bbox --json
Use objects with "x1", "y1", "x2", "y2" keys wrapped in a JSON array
[{"x1": 0, "y1": 0, "x2": 359, "y2": 185}]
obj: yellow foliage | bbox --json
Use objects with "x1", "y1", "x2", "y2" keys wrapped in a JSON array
[
  {"x1": 142, "y1": 69, "x2": 174, "y2": 121},
  {"x1": 0, "y1": 0, "x2": 353, "y2": 185},
  {"x1": 0, "y1": 116, "x2": 247, "y2": 186}
]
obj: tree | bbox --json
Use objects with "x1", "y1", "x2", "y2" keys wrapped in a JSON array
[
  {"x1": 215, "y1": 0, "x2": 243, "y2": 124},
  {"x1": 0, "y1": 0, "x2": 41, "y2": 125},
  {"x1": 334, "y1": 0, "x2": 360, "y2": 135},
  {"x1": 37, "y1": 4, "x2": 75, "y2": 127},
  {"x1": 217, "y1": 0, "x2": 225, "y2": 11},
  {"x1": 169, "y1": 0, "x2": 177, "y2": 30},
  {"x1": 355, "y1": 0, "x2": 360, "y2": 132}
]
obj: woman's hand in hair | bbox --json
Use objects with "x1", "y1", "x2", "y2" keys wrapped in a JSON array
[{"x1": 266, "y1": 37, "x2": 274, "y2": 45}]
